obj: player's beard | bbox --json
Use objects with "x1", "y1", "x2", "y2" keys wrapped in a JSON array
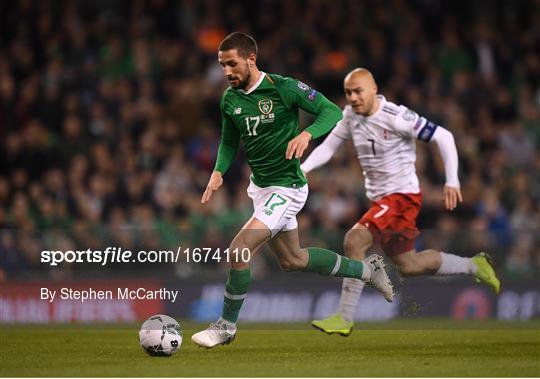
[{"x1": 230, "y1": 69, "x2": 251, "y2": 90}]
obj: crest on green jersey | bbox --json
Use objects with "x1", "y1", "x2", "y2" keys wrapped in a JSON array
[
  {"x1": 297, "y1": 81, "x2": 310, "y2": 91},
  {"x1": 258, "y1": 99, "x2": 273, "y2": 114}
]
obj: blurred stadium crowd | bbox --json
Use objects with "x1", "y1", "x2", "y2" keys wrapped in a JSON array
[{"x1": 0, "y1": 0, "x2": 538, "y2": 280}]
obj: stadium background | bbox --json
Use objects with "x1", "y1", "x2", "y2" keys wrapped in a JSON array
[{"x1": 0, "y1": 0, "x2": 539, "y2": 325}]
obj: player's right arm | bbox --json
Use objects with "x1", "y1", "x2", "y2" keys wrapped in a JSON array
[
  {"x1": 202, "y1": 96, "x2": 240, "y2": 204},
  {"x1": 300, "y1": 108, "x2": 351, "y2": 173}
]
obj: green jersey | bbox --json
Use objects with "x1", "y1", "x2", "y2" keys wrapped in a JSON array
[{"x1": 214, "y1": 72, "x2": 342, "y2": 188}]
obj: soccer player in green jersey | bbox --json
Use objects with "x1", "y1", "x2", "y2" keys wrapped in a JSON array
[{"x1": 191, "y1": 32, "x2": 394, "y2": 348}]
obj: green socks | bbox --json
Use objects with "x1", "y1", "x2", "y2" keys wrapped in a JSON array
[
  {"x1": 221, "y1": 249, "x2": 363, "y2": 323},
  {"x1": 222, "y1": 268, "x2": 251, "y2": 323},
  {"x1": 305, "y1": 247, "x2": 364, "y2": 279}
]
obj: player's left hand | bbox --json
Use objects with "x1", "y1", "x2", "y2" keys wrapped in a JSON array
[
  {"x1": 286, "y1": 131, "x2": 312, "y2": 160},
  {"x1": 444, "y1": 185, "x2": 462, "y2": 211}
]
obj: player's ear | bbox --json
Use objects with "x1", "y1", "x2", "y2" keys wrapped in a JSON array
[{"x1": 247, "y1": 53, "x2": 256, "y2": 67}]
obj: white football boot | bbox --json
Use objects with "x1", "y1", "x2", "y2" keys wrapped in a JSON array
[
  {"x1": 363, "y1": 254, "x2": 394, "y2": 302},
  {"x1": 191, "y1": 319, "x2": 236, "y2": 348}
]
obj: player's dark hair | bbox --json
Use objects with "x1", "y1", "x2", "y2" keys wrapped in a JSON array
[{"x1": 218, "y1": 32, "x2": 258, "y2": 58}]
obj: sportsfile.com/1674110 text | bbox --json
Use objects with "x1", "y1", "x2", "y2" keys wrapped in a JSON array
[{"x1": 40, "y1": 247, "x2": 252, "y2": 266}]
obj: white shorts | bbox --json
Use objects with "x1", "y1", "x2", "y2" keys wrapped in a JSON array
[{"x1": 247, "y1": 179, "x2": 309, "y2": 237}]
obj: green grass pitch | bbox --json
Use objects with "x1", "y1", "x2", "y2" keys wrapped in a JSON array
[{"x1": 1, "y1": 320, "x2": 539, "y2": 377}]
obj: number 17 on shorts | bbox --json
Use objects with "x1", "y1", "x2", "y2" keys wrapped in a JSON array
[{"x1": 256, "y1": 192, "x2": 292, "y2": 232}]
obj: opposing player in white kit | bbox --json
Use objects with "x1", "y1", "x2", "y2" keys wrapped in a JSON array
[{"x1": 301, "y1": 68, "x2": 500, "y2": 336}]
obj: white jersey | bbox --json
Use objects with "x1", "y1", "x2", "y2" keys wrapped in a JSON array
[{"x1": 330, "y1": 96, "x2": 438, "y2": 201}]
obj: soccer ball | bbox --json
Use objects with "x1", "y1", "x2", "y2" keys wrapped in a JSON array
[{"x1": 139, "y1": 314, "x2": 183, "y2": 356}]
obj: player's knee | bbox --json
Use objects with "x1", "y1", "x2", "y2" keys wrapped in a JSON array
[
  {"x1": 229, "y1": 236, "x2": 251, "y2": 253},
  {"x1": 278, "y1": 259, "x2": 295, "y2": 272},
  {"x1": 277, "y1": 255, "x2": 304, "y2": 272},
  {"x1": 278, "y1": 258, "x2": 297, "y2": 272},
  {"x1": 228, "y1": 240, "x2": 252, "y2": 269},
  {"x1": 344, "y1": 228, "x2": 372, "y2": 258}
]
